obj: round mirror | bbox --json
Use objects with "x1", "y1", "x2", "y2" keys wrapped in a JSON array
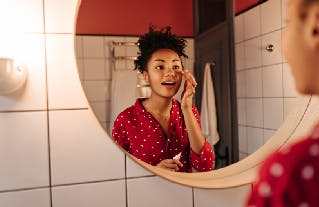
[{"x1": 74, "y1": 0, "x2": 312, "y2": 188}]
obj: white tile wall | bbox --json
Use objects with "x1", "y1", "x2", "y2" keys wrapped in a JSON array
[
  {"x1": 0, "y1": 188, "x2": 51, "y2": 207},
  {"x1": 194, "y1": 185, "x2": 251, "y2": 207},
  {"x1": 263, "y1": 98, "x2": 284, "y2": 129},
  {"x1": 243, "y1": 6, "x2": 261, "y2": 39},
  {"x1": 52, "y1": 180, "x2": 126, "y2": 207},
  {"x1": 0, "y1": 112, "x2": 49, "y2": 191},
  {"x1": 235, "y1": 0, "x2": 298, "y2": 158},
  {"x1": 244, "y1": 37, "x2": 262, "y2": 69},
  {"x1": 0, "y1": 34, "x2": 47, "y2": 111},
  {"x1": 246, "y1": 69, "x2": 262, "y2": 97},
  {"x1": 262, "y1": 64, "x2": 283, "y2": 97},
  {"x1": 247, "y1": 127, "x2": 264, "y2": 154},
  {"x1": 126, "y1": 156, "x2": 153, "y2": 178},
  {"x1": 246, "y1": 98, "x2": 263, "y2": 127},
  {"x1": 0, "y1": 0, "x2": 44, "y2": 33},
  {"x1": 127, "y1": 177, "x2": 193, "y2": 207},
  {"x1": 261, "y1": 30, "x2": 283, "y2": 65},
  {"x1": 49, "y1": 110, "x2": 125, "y2": 185},
  {"x1": 260, "y1": 0, "x2": 282, "y2": 34},
  {"x1": 236, "y1": 70, "x2": 246, "y2": 98},
  {"x1": 46, "y1": 34, "x2": 88, "y2": 109},
  {"x1": 234, "y1": 15, "x2": 244, "y2": 43},
  {"x1": 235, "y1": 43, "x2": 245, "y2": 70}
]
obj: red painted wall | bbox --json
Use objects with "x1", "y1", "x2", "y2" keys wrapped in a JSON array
[
  {"x1": 76, "y1": 0, "x2": 194, "y2": 37},
  {"x1": 234, "y1": 0, "x2": 260, "y2": 15}
]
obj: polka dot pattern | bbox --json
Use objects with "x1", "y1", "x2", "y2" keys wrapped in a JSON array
[
  {"x1": 248, "y1": 122, "x2": 319, "y2": 206},
  {"x1": 112, "y1": 98, "x2": 215, "y2": 172}
]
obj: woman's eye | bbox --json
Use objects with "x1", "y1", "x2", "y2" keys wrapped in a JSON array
[
  {"x1": 155, "y1": 66, "x2": 163, "y2": 70},
  {"x1": 172, "y1": 65, "x2": 180, "y2": 70}
]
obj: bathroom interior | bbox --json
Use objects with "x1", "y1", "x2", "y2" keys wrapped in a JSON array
[{"x1": 0, "y1": 0, "x2": 318, "y2": 206}]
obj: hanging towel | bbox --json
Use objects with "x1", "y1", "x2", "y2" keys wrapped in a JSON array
[
  {"x1": 200, "y1": 63, "x2": 220, "y2": 145},
  {"x1": 109, "y1": 70, "x2": 137, "y2": 132}
]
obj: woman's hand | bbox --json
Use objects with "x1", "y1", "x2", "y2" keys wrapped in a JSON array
[
  {"x1": 178, "y1": 70, "x2": 197, "y2": 110},
  {"x1": 156, "y1": 159, "x2": 183, "y2": 171}
]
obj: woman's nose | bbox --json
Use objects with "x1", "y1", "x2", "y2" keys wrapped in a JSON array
[{"x1": 164, "y1": 67, "x2": 176, "y2": 77}]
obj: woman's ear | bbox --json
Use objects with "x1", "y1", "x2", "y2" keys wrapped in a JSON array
[
  {"x1": 305, "y1": 4, "x2": 319, "y2": 49},
  {"x1": 143, "y1": 71, "x2": 149, "y2": 83}
]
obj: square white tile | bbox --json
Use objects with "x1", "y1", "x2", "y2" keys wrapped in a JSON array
[
  {"x1": 238, "y1": 126, "x2": 248, "y2": 153},
  {"x1": 126, "y1": 156, "x2": 154, "y2": 178},
  {"x1": 244, "y1": 37, "x2": 262, "y2": 69},
  {"x1": 261, "y1": 0, "x2": 282, "y2": 34},
  {"x1": 234, "y1": 14, "x2": 244, "y2": 43},
  {"x1": 46, "y1": 34, "x2": 88, "y2": 109},
  {"x1": 127, "y1": 176, "x2": 193, "y2": 207},
  {"x1": 90, "y1": 101, "x2": 107, "y2": 122},
  {"x1": 261, "y1": 30, "x2": 283, "y2": 65},
  {"x1": 49, "y1": 109, "x2": 125, "y2": 185},
  {"x1": 82, "y1": 36, "x2": 105, "y2": 58},
  {"x1": 44, "y1": 0, "x2": 78, "y2": 33},
  {"x1": 235, "y1": 42, "x2": 245, "y2": 71},
  {"x1": 84, "y1": 80, "x2": 110, "y2": 101},
  {"x1": 246, "y1": 98, "x2": 263, "y2": 127},
  {"x1": 83, "y1": 59, "x2": 106, "y2": 80},
  {"x1": 52, "y1": 180, "x2": 126, "y2": 207},
  {"x1": 243, "y1": 6, "x2": 261, "y2": 39},
  {"x1": 247, "y1": 127, "x2": 264, "y2": 154},
  {"x1": 194, "y1": 185, "x2": 251, "y2": 207},
  {"x1": 246, "y1": 68, "x2": 262, "y2": 98},
  {"x1": 263, "y1": 98, "x2": 284, "y2": 130},
  {"x1": 0, "y1": 188, "x2": 50, "y2": 207},
  {"x1": 237, "y1": 98, "x2": 246, "y2": 125},
  {"x1": 262, "y1": 64, "x2": 283, "y2": 97},
  {"x1": 0, "y1": 0, "x2": 44, "y2": 33},
  {"x1": 0, "y1": 34, "x2": 47, "y2": 111},
  {"x1": 236, "y1": 70, "x2": 246, "y2": 98},
  {"x1": 0, "y1": 112, "x2": 49, "y2": 191}
]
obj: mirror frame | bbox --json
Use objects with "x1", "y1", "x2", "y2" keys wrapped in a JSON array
[{"x1": 74, "y1": 0, "x2": 317, "y2": 189}]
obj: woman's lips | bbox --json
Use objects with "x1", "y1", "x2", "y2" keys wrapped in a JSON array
[{"x1": 161, "y1": 81, "x2": 176, "y2": 86}]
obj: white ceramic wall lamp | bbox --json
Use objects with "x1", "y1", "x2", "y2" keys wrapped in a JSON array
[{"x1": 0, "y1": 57, "x2": 28, "y2": 95}]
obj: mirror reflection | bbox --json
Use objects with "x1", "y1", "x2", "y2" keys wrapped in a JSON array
[{"x1": 75, "y1": 0, "x2": 299, "y2": 172}]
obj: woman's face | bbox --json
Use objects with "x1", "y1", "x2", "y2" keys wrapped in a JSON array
[
  {"x1": 143, "y1": 48, "x2": 183, "y2": 99},
  {"x1": 282, "y1": 0, "x2": 319, "y2": 94}
]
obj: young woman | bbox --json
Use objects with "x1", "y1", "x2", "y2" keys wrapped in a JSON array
[
  {"x1": 112, "y1": 26, "x2": 215, "y2": 172},
  {"x1": 247, "y1": 0, "x2": 319, "y2": 206}
]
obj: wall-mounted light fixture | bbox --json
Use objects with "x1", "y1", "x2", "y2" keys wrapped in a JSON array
[{"x1": 0, "y1": 57, "x2": 28, "y2": 95}]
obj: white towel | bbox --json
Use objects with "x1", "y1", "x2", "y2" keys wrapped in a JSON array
[
  {"x1": 200, "y1": 63, "x2": 220, "y2": 145},
  {"x1": 109, "y1": 70, "x2": 137, "y2": 131}
]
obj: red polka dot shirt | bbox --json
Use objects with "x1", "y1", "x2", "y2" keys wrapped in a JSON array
[
  {"x1": 112, "y1": 98, "x2": 215, "y2": 172},
  {"x1": 247, "y1": 123, "x2": 319, "y2": 207}
]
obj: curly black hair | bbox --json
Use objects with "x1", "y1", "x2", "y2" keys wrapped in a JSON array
[{"x1": 134, "y1": 25, "x2": 188, "y2": 73}]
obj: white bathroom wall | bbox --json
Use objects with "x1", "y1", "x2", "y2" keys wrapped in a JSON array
[
  {"x1": 0, "y1": 0, "x2": 251, "y2": 207},
  {"x1": 234, "y1": 0, "x2": 298, "y2": 159}
]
